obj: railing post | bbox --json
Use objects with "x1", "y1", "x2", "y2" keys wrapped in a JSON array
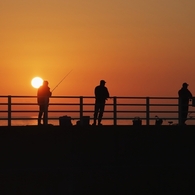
[
  {"x1": 8, "y1": 95, "x2": 11, "y2": 126},
  {"x1": 80, "y1": 96, "x2": 83, "y2": 125},
  {"x1": 113, "y1": 97, "x2": 117, "y2": 126},
  {"x1": 146, "y1": 97, "x2": 150, "y2": 125}
]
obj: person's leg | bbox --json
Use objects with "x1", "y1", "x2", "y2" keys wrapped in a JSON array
[
  {"x1": 98, "y1": 103, "x2": 105, "y2": 125},
  {"x1": 43, "y1": 105, "x2": 48, "y2": 125},
  {"x1": 183, "y1": 105, "x2": 189, "y2": 124},
  {"x1": 93, "y1": 103, "x2": 99, "y2": 125},
  {"x1": 38, "y1": 105, "x2": 43, "y2": 125},
  {"x1": 180, "y1": 104, "x2": 188, "y2": 124}
]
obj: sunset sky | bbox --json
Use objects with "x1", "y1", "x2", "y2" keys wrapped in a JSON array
[{"x1": 1, "y1": 0, "x2": 195, "y2": 97}]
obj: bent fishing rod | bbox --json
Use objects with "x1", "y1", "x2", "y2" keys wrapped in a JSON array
[{"x1": 51, "y1": 69, "x2": 73, "y2": 92}]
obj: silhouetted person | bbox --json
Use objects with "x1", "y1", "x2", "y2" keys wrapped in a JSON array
[
  {"x1": 37, "y1": 80, "x2": 52, "y2": 125},
  {"x1": 92, "y1": 80, "x2": 110, "y2": 126},
  {"x1": 178, "y1": 82, "x2": 192, "y2": 125}
]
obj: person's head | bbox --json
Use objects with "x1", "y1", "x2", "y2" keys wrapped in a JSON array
[
  {"x1": 100, "y1": 80, "x2": 106, "y2": 86},
  {"x1": 182, "y1": 82, "x2": 188, "y2": 88},
  {"x1": 43, "y1": 80, "x2": 49, "y2": 86}
]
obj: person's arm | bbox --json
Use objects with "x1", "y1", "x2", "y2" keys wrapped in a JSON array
[
  {"x1": 105, "y1": 88, "x2": 109, "y2": 100},
  {"x1": 178, "y1": 90, "x2": 181, "y2": 97},
  {"x1": 189, "y1": 90, "x2": 193, "y2": 100},
  {"x1": 106, "y1": 88, "x2": 110, "y2": 98},
  {"x1": 94, "y1": 86, "x2": 98, "y2": 98},
  {"x1": 48, "y1": 87, "x2": 52, "y2": 97}
]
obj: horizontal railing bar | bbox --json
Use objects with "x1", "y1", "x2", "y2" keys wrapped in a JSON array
[
  {"x1": 0, "y1": 117, "x2": 182, "y2": 120},
  {"x1": 2, "y1": 110, "x2": 194, "y2": 113},
  {"x1": 10, "y1": 103, "x2": 38, "y2": 106},
  {"x1": 1, "y1": 110, "x2": 195, "y2": 113},
  {"x1": 4, "y1": 103, "x2": 182, "y2": 105},
  {"x1": 4, "y1": 110, "x2": 81, "y2": 113},
  {"x1": 0, "y1": 95, "x2": 179, "y2": 99},
  {"x1": 149, "y1": 104, "x2": 179, "y2": 106},
  {"x1": 115, "y1": 104, "x2": 148, "y2": 106},
  {"x1": 0, "y1": 111, "x2": 194, "y2": 114},
  {"x1": 0, "y1": 103, "x2": 181, "y2": 107},
  {"x1": 149, "y1": 111, "x2": 178, "y2": 113}
]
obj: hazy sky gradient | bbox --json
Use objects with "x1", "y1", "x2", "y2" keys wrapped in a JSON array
[{"x1": 1, "y1": 0, "x2": 195, "y2": 96}]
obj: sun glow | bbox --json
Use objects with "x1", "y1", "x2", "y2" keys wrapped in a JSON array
[{"x1": 31, "y1": 77, "x2": 43, "y2": 88}]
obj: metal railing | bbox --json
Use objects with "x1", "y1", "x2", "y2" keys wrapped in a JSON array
[{"x1": 0, "y1": 95, "x2": 195, "y2": 126}]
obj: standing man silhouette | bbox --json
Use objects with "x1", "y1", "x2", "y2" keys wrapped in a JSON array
[
  {"x1": 92, "y1": 80, "x2": 110, "y2": 126},
  {"x1": 37, "y1": 80, "x2": 52, "y2": 125},
  {"x1": 178, "y1": 82, "x2": 193, "y2": 125}
]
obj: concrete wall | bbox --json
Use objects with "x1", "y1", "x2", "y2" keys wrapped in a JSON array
[{"x1": 0, "y1": 125, "x2": 195, "y2": 194}]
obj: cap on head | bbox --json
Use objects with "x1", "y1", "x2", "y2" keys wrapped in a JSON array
[
  {"x1": 182, "y1": 82, "x2": 188, "y2": 87},
  {"x1": 100, "y1": 80, "x2": 106, "y2": 84}
]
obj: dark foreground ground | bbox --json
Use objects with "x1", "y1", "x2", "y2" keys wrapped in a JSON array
[{"x1": 0, "y1": 125, "x2": 195, "y2": 194}]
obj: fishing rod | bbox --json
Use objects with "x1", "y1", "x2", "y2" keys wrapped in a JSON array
[{"x1": 51, "y1": 69, "x2": 73, "y2": 92}]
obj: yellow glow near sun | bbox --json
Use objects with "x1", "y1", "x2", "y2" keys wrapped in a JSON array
[{"x1": 31, "y1": 77, "x2": 43, "y2": 88}]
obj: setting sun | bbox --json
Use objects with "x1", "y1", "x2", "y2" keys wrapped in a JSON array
[{"x1": 31, "y1": 77, "x2": 43, "y2": 89}]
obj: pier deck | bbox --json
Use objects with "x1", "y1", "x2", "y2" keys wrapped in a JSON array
[{"x1": 0, "y1": 125, "x2": 195, "y2": 194}]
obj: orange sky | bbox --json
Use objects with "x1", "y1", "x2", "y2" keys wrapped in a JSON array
[{"x1": 1, "y1": 0, "x2": 195, "y2": 97}]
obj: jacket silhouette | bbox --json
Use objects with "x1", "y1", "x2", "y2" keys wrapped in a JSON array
[
  {"x1": 178, "y1": 82, "x2": 192, "y2": 125},
  {"x1": 93, "y1": 80, "x2": 109, "y2": 125},
  {"x1": 37, "y1": 80, "x2": 52, "y2": 125}
]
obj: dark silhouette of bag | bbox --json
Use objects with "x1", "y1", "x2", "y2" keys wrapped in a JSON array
[
  {"x1": 132, "y1": 117, "x2": 142, "y2": 126},
  {"x1": 76, "y1": 116, "x2": 90, "y2": 126},
  {"x1": 59, "y1": 116, "x2": 72, "y2": 127}
]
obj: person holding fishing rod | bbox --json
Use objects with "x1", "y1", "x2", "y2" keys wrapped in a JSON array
[
  {"x1": 37, "y1": 70, "x2": 72, "y2": 125},
  {"x1": 37, "y1": 80, "x2": 52, "y2": 125}
]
